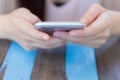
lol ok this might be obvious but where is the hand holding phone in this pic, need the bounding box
[35,22,86,35]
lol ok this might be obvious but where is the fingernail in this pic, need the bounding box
[80,18,87,23]
[53,32,64,38]
[80,19,88,26]
[70,31,77,36]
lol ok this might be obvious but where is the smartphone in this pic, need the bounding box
[35,22,86,35]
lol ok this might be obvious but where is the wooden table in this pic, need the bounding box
[0,39,120,80]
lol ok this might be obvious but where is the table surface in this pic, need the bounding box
[0,39,120,80]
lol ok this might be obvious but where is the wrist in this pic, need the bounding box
[0,14,10,39]
[109,11,120,36]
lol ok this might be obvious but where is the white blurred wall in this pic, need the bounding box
[0,0,120,13]
[101,0,120,11]
[0,0,18,14]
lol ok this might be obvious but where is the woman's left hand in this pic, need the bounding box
[53,4,113,48]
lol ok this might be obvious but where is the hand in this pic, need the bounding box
[54,4,114,48]
[0,8,65,50]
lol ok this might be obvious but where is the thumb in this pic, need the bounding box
[80,4,106,26]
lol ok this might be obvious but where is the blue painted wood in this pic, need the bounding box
[0,42,98,80]
[0,42,37,80]
[66,43,98,80]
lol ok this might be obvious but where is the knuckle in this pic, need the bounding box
[18,8,40,22]
[32,15,40,21]
[18,7,30,13]
[83,15,93,22]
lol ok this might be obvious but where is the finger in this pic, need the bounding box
[78,38,107,48]
[42,37,66,46]
[53,31,69,40]
[10,34,35,51]
[8,30,39,50]
[10,30,59,50]
[32,42,65,49]
[17,20,50,40]
[19,30,47,43]
[70,12,111,37]
[53,31,86,45]
[80,4,106,26]
[30,38,65,49]
[66,28,110,48]
[13,8,40,24]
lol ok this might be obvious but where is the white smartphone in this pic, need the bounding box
[35,22,86,34]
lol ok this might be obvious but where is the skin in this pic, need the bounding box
[54,4,120,48]
[0,8,65,51]
[1,4,120,50]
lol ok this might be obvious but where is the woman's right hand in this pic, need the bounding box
[0,8,65,50]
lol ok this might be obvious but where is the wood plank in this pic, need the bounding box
[31,46,67,80]
[96,39,120,80]
[0,39,120,80]
[0,40,11,80]
[0,40,11,67]
[0,67,6,80]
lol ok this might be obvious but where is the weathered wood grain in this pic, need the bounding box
[0,40,11,80]
[31,46,67,80]
[96,39,120,80]
[0,67,6,80]
[0,39,120,80]
[0,40,11,67]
